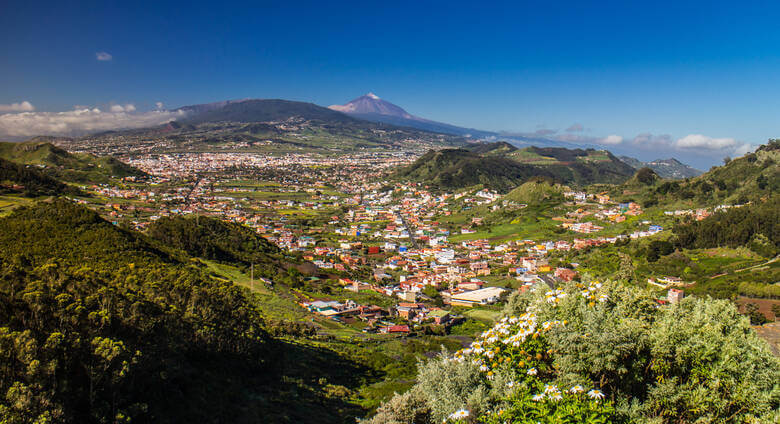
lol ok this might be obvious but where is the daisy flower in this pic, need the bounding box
[449,409,470,420]
[588,389,605,400]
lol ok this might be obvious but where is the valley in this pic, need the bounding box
[0,100,777,424]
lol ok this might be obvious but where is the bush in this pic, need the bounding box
[368,280,780,423]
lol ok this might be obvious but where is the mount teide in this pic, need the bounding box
[329,93,495,138]
[328,93,596,150]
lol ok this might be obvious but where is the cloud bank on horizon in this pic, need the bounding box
[525,124,757,165]
[0,102,185,137]
[0,101,35,113]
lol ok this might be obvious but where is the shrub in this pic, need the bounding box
[368,280,780,423]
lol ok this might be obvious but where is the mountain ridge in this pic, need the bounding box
[619,155,703,179]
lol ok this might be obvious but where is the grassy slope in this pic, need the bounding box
[0,140,146,182]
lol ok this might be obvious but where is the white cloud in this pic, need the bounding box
[155,102,164,110]
[109,104,136,113]
[0,101,35,113]
[674,134,739,150]
[0,107,187,137]
[629,132,756,159]
[96,51,113,61]
[599,134,623,145]
[732,143,755,156]
[565,123,584,132]
[674,134,756,156]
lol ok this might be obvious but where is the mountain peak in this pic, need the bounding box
[328,93,496,138]
[328,93,412,118]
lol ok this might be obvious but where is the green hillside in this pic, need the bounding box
[503,180,565,206]
[507,146,637,184]
[0,158,81,197]
[0,199,477,423]
[394,148,556,193]
[610,139,779,208]
[146,215,301,281]
[0,200,398,423]
[395,144,636,192]
[0,200,280,422]
[469,141,518,155]
[0,140,146,183]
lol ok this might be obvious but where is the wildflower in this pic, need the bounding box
[544,384,558,394]
[569,385,584,393]
[549,392,563,401]
[527,367,537,375]
[449,409,470,420]
[588,389,605,400]
[479,364,489,372]
[506,380,515,388]
[532,393,545,402]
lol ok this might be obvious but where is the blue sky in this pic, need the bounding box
[1,0,778,167]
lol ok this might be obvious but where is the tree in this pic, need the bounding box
[744,302,768,325]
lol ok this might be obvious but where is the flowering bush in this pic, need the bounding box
[367,279,780,424]
[480,387,616,424]
[441,281,621,423]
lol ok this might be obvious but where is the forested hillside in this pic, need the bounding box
[147,215,281,266]
[394,148,557,193]
[612,139,779,208]
[0,158,81,196]
[0,200,277,423]
[0,141,146,183]
[396,145,637,192]
[674,197,778,253]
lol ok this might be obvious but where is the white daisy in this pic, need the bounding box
[587,389,605,400]
[449,409,470,420]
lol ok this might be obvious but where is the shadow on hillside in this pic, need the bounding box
[257,339,376,423]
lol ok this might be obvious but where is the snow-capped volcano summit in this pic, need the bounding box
[329,93,413,118]
[328,93,494,138]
